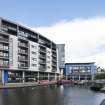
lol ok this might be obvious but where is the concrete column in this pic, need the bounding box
[66,75,68,80]
[79,75,81,81]
[85,75,87,81]
[55,73,57,81]
[91,75,94,81]
[59,74,61,80]
[72,75,74,81]
[37,72,39,82]
[22,71,25,83]
[2,70,8,85]
[48,73,50,81]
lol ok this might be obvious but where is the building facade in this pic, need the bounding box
[57,44,65,77]
[0,18,60,84]
[64,63,97,81]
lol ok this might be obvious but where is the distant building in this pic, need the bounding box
[64,62,97,81]
[57,44,65,76]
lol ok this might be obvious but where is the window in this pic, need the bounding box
[80,66,85,70]
[69,67,72,70]
[4,53,8,57]
[73,66,79,70]
[87,66,91,70]
[0,52,3,56]
[47,61,50,64]
[47,66,50,69]
[47,51,50,54]
[31,51,37,55]
[31,45,37,49]
[87,70,91,72]
[32,57,37,61]
[0,44,3,49]
[73,70,79,73]
[4,60,9,67]
[47,56,50,59]
[80,70,86,72]
[0,60,3,66]
[4,45,8,50]
[31,45,34,48]
[31,64,37,67]
[39,39,45,44]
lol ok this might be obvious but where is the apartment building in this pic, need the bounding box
[0,18,60,84]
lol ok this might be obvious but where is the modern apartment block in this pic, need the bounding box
[57,44,65,76]
[0,18,60,84]
[64,62,97,81]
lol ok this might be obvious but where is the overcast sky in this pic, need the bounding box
[32,17,105,68]
[0,0,105,68]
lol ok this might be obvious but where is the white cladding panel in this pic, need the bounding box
[56,49,60,73]
[46,48,52,72]
[29,41,39,71]
[9,35,18,69]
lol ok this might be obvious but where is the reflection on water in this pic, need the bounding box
[0,85,104,105]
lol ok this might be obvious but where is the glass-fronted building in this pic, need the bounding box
[64,62,97,81]
[0,17,60,84]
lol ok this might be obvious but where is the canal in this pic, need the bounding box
[0,85,105,105]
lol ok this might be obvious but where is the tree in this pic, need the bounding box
[94,73,105,80]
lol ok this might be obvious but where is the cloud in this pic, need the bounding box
[32,17,105,68]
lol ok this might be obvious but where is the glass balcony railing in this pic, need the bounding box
[18,43,28,48]
[39,67,46,71]
[18,63,28,69]
[0,38,9,43]
[18,57,28,62]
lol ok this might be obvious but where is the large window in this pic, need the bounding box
[73,66,79,70]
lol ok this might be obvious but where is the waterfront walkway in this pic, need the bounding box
[0,80,57,89]
[0,82,38,89]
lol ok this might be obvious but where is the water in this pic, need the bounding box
[0,85,105,105]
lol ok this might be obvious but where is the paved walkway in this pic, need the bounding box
[0,81,57,89]
[0,82,38,89]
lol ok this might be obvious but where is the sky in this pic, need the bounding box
[0,0,105,68]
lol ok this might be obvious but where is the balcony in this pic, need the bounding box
[18,50,28,55]
[52,64,57,68]
[18,66,28,69]
[0,56,9,60]
[0,60,9,68]
[1,26,17,35]
[52,54,57,58]
[39,66,46,71]
[0,47,9,52]
[52,57,57,62]
[39,48,46,53]
[52,68,57,72]
[8,26,17,31]
[18,43,28,48]
[0,38,9,44]
[18,31,28,38]
[18,57,28,62]
[0,65,9,68]
[18,63,28,69]
[39,45,46,52]
[39,60,46,65]
[39,55,46,60]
